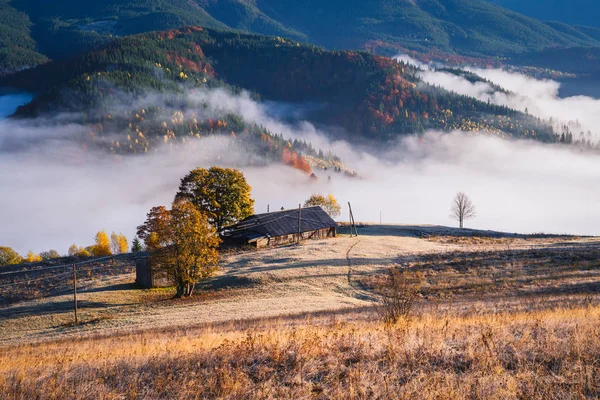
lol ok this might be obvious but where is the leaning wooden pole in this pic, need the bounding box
[348,202,358,237]
[348,202,354,237]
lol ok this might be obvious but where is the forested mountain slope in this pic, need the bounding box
[2,0,600,73]
[253,0,600,56]
[488,0,600,28]
[0,0,48,72]
[2,27,555,144]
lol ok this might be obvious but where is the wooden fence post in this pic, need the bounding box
[297,204,302,244]
[73,263,78,324]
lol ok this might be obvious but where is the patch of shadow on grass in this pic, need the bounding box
[63,315,114,328]
[0,300,141,319]
[81,282,138,293]
[524,281,600,296]
[199,275,259,291]
[264,257,297,264]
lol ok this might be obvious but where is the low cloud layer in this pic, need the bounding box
[404,55,600,139]
[2,77,600,254]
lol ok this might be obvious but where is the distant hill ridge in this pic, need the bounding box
[2,27,557,144]
[489,0,600,28]
[2,0,600,73]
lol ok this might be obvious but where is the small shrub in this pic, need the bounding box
[376,268,422,325]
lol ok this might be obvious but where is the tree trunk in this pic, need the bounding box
[175,281,185,298]
[179,282,193,297]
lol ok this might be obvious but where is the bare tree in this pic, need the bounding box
[451,192,476,229]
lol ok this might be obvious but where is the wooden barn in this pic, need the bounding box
[221,206,337,248]
[135,255,173,289]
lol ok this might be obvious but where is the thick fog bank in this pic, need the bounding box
[404,56,600,139]
[2,77,600,254]
[331,131,600,237]
[3,128,600,254]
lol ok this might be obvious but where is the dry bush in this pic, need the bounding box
[375,268,422,325]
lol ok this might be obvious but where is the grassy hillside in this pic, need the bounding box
[2,0,600,72]
[4,307,599,398]
[1,228,600,397]
[2,27,557,144]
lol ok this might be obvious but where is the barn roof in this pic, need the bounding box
[222,206,337,241]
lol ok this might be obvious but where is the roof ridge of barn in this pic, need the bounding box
[222,206,337,239]
[251,205,323,218]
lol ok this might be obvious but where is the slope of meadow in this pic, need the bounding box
[2,305,599,398]
[1,225,600,398]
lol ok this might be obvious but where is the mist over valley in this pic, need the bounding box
[4,2,600,398]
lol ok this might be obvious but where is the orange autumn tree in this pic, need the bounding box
[149,200,221,297]
[136,206,173,251]
[282,147,311,173]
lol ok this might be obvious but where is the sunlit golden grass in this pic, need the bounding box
[2,303,600,399]
[3,232,600,398]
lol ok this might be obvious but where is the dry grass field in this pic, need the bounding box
[1,225,600,399]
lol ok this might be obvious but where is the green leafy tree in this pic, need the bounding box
[304,193,342,218]
[0,247,23,266]
[175,167,254,230]
[131,237,143,252]
[150,201,221,297]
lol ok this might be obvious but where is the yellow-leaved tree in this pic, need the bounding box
[68,244,90,257]
[110,232,129,254]
[92,231,112,256]
[26,251,42,263]
[0,247,23,266]
[150,200,221,297]
[136,206,172,251]
[304,194,342,218]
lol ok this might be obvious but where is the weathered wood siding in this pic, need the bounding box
[135,258,173,288]
[254,226,336,248]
